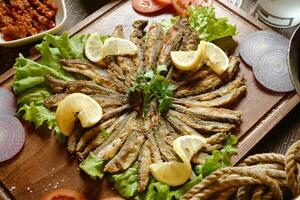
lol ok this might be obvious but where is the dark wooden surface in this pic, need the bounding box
[0,0,299,199]
[1,0,298,156]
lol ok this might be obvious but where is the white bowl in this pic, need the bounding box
[0,0,67,47]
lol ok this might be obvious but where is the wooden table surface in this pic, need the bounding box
[0,0,299,198]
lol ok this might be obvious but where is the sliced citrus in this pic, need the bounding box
[171,41,205,71]
[85,33,105,63]
[103,37,138,56]
[150,135,206,186]
[56,93,102,136]
[173,135,206,162]
[149,161,190,186]
[202,41,229,75]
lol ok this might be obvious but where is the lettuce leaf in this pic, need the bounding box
[195,134,238,177]
[79,153,106,180]
[13,33,89,141]
[188,6,237,42]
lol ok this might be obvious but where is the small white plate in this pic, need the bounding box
[0,0,67,47]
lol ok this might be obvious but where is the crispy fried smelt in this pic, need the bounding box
[189,76,245,101]
[60,59,127,93]
[202,144,223,153]
[93,112,137,156]
[155,123,178,161]
[175,56,240,97]
[138,140,152,193]
[173,86,247,108]
[144,22,164,70]
[157,18,188,67]
[46,75,121,96]
[162,118,180,147]
[44,93,127,110]
[167,110,235,133]
[104,129,145,173]
[206,132,228,145]
[67,125,84,154]
[171,104,242,124]
[75,117,116,154]
[166,114,202,136]
[131,20,148,73]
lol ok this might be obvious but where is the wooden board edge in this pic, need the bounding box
[0,0,123,86]
[232,94,300,164]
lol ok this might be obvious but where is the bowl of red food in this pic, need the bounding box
[0,0,67,47]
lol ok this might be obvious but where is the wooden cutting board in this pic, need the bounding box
[0,0,299,199]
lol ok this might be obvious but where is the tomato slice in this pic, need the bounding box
[172,0,212,14]
[155,0,172,5]
[131,0,168,13]
[41,189,87,200]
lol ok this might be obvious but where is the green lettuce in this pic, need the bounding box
[195,134,238,177]
[79,153,106,180]
[188,6,237,42]
[13,33,89,140]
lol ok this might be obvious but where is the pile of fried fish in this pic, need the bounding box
[43,18,247,192]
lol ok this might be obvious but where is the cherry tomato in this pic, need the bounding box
[155,0,172,5]
[172,0,212,14]
[41,189,87,200]
[131,0,168,13]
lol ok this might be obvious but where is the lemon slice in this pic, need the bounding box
[202,41,229,75]
[173,135,207,162]
[171,42,205,71]
[56,93,103,136]
[85,34,105,63]
[103,37,138,56]
[149,161,190,186]
[150,135,206,186]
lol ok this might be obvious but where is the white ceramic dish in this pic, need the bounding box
[0,0,67,47]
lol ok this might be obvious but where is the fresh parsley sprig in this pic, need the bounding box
[128,65,175,117]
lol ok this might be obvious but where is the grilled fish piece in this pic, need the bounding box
[144,22,164,70]
[189,76,245,101]
[112,25,136,87]
[206,132,228,145]
[155,123,178,161]
[93,112,137,156]
[46,75,121,96]
[44,93,127,110]
[67,125,84,154]
[60,59,127,93]
[166,114,202,136]
[138,140,152,193]
[44,93,67,109]
[161,118,180,147]
[175,56,240,97]
[104,128,145,173]
[167,110,235,133]
[171,104,242,124]
[75,117,117,154]
[130,20,148,73]
[157,18,188,66]
[202,144,223,153]
[173,86,247,108]
[167,26,200,80]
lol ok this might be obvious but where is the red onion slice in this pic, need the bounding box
[0,114,25,162]
[0,88,17,114]
[239,31,289,67]
[253,47,294,92]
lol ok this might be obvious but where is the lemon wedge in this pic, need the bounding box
[171,42,205,71]
[202,41,229,75]
[85,34,105,63]
[56,93,103,136]
[150,135,206,186]
[103,37,138,56]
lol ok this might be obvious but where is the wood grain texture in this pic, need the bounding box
[0,0,299,200]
